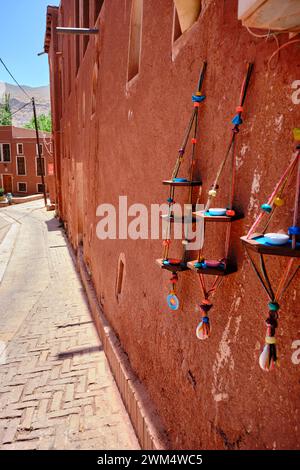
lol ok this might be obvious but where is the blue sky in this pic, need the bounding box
[0,0,60,87]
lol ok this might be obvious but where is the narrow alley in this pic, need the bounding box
[0,201,139,450]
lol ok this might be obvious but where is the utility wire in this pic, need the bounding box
[10,101,32,116]
[0,57,31,100]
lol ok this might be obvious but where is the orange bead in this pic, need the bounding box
[191,138,197,144]
[226,209,235,217]
[194,102,200,108]
[236,106,243,113]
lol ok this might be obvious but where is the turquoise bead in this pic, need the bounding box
[268,302,279,311]
[261,203,272,213]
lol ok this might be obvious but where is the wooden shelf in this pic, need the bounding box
[160,214,197,224]
[163,180,202,187]
[193,210,243,222]
[241,234,300,258]
[156,258,189,272]
[187,260,237,276]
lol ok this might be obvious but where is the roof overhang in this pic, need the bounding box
[44,6,59,53]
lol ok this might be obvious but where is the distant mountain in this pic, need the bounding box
[0,82,50,128]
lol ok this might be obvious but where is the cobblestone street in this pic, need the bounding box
[0,201,139,450]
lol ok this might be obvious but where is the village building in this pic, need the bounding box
[44,0,300,450]
[0,125,54,198]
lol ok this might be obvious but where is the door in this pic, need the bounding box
[2,175,12,193]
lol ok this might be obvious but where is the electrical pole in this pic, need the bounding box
[32,97,47,207]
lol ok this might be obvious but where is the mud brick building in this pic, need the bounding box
[45,0,300,449]
[0,125,54,197]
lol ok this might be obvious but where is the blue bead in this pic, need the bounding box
[192,94,206,102]
[288,226,300,235]
[167,294,179,311]
[202,316,209,323]
[194,261,206,269]
[261,203,272,213]
[232,114,243,125]
[167,197,173,203]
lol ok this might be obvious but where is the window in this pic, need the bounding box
[173,0,201,39]
[17,143,24,155]
[127,0,143,82]
[116,254,126,301]
[0,143,11,162]
[173,7,182,42]
[36,143,43,155]
[17,182,27,193]
[83,1,90,55]
[36,157,46,176]
[17,156,26,176]
[94,0,104,23]
[37,183,44,193]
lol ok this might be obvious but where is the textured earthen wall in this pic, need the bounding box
[48,0,300,449]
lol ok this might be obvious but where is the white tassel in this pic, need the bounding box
[259,336,277,371]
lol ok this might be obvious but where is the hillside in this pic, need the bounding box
[0,81,50,127]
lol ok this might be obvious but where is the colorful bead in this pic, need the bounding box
[232,114,243,125]
[191,138,197,144]
[167,197,174,203]
[226,209,235,217]
[163,240,171,246]
[194,261,207,269]
[192,94,206,102]
[274,196,284,207]
[208,189,217,197]
[288,226,300,235]
[265,336,276,345]
[293,127,300,141]
[268,302,279,311]
[236,106,243,113]
[194,102,200,108]
[167,293,179,311]
[261,203,272,213]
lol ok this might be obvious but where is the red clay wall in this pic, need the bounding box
[0,126,54,197]
[48,0,300,449]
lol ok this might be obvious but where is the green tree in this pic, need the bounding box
[0,93,12,126]
[24,112,52,132]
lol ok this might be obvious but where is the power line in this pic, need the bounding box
[0,57,31,100]
[10,101,32,117]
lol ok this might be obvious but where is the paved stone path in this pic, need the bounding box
[0,202,139,449]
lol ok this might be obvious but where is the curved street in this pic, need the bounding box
[0,201,139,450]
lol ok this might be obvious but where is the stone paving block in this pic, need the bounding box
[2,418,20,444]
[21,407,36,430]
[51,391,63,412]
